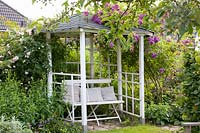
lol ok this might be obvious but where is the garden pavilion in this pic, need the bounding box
[46,13,153,132]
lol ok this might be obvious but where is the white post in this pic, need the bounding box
[47,32,53,97]
[90,36,94,80]
[80,29,87,132]
[139,35,145,124]
[117,41,123,111]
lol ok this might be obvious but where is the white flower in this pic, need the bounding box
[25,52,31,58]
[7,65,11,68]
[20,38,23,43]
[25,71,29,75]
[11,56,19,63]
[8,51,11,55]
[6,44,10,48]
[26,29,32,35]
[18,31,24,35]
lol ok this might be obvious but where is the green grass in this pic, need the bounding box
[89,125,170,133]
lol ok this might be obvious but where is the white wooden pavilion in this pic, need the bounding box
[46,14,153,132]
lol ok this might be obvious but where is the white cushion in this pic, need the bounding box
[87,88,104,102]
[101,86,117,101]
[63,85,80,103]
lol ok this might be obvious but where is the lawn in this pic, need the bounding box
[89,125,170,133]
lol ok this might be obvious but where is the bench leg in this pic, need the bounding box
[66,106,77,122]
[67,107,72,120]
[112,104,121,123]
[90,105,100,126]
[88,105,99,117]
[184,126,191,133]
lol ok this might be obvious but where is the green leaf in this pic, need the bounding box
[157,9,165,18]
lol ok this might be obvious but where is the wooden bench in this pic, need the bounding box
[182,122,200,133]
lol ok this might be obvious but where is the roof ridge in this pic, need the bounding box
[0,0,27,19]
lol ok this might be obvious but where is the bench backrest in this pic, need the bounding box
[64,79,111,85]
[63,79,117,103]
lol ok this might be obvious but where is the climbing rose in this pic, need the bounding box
[83,11,89,16]
[154,36,160,43]
[148,36,160,45]
[138,19,143,25]
[109,41,114,48]
[182,39,191,45]
[105,2,111,8]
[134,34,139,42]
[92,14,102,24]
[148,37,155,45]
[159,68,165,73]
[138,14,146,25]
[151,53,157,58]
[112,4,120,11]
[139,14,146,19]
[98,10,103,15]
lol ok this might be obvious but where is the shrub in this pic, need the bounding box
[146,102,183,126]
[0,31,49,85]
[181,51,200,122]
[180,51,200,132]
[0,73,81,132]
[0,116,32,133]
[39,118,81,133]
[146,103,171,125]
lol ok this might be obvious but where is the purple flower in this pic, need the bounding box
[109,41,114,48]
[148,37,155,45]
[139,14,146,19]
[92,14,102,24]
[138,14,146,25]
[83,11,89,16]
[112,4,120,11]
[134,34,139,42]
[151,53,157,58]
[159,68,165,73]
[98,10,103,15]
[138,19,143,25]
[154,36,160,43]
[182,39,191,45]
[148,36,160,45]
[105,2,111,8]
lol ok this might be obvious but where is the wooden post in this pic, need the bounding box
[117,40,123,111]
[80,29,87,133]
[47,31,52,97]
[139,35,145,124]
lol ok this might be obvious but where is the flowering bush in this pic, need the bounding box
[0,31,49,85]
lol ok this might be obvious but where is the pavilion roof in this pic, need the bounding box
[52,14,153,36]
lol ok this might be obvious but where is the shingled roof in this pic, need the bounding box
[53,13,153,36]
[0,0,27,31]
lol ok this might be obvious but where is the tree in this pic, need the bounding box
[32,0,200,39]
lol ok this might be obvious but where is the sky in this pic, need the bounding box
[2,0,72,19]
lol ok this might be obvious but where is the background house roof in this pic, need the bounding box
[0,0,27,31]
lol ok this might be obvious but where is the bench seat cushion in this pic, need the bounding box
[87,88,104,102]
[101,86,117,101]
[63,85,80,103]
